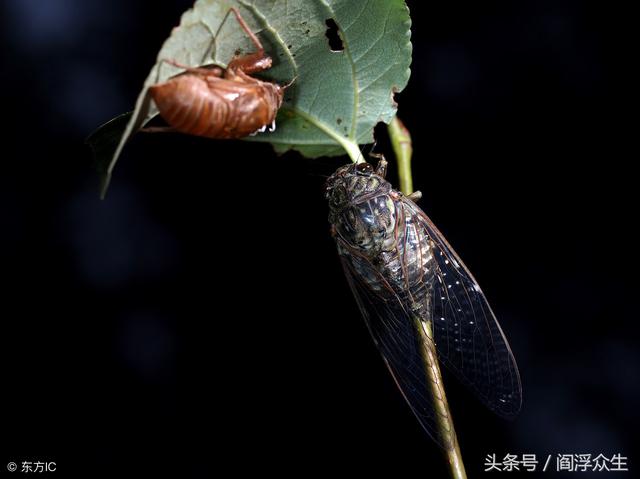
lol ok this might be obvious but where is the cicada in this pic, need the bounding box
[325,158,522,446]
[147,8,289,139]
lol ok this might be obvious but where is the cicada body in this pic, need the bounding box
[325,160,522,446]
[148,8,286,139]
[150,69,284,139]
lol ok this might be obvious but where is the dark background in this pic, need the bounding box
[0,0,635,477]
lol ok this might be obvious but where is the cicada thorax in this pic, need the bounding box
[147,7,286,139]
[326,162,435,305]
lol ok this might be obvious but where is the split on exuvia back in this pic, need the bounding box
[325,157,522,447]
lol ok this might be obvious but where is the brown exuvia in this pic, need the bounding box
[148,8,289,139]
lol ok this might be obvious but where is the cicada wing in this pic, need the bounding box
[339,252,452,448]
[405,198,522,418]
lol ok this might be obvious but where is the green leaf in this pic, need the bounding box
[88,0,412,197]
[86,112,133,194]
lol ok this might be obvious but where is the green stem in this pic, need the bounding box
[416,319,467,479]
[387,116,468,479]
[283,107,363,163]
[388,116,413,195]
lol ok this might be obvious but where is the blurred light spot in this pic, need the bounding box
[63,186,178,288]
[117,312,175,382]
[52,63,126,133]
[425,44,477,100]
[4,0,109,49]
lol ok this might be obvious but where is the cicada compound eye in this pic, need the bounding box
[356,163,374,175]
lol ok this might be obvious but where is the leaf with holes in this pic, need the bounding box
[87,0,412,196]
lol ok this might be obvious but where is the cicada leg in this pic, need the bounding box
[223,7,273,75]
[370,154,388,178]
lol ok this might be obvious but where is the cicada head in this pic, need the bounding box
[325,163,389,211]
[325,162,396,253]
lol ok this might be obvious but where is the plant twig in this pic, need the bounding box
[387,116,468,479]
[388,116,414,194]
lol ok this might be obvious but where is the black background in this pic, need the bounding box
[0,0,635,477]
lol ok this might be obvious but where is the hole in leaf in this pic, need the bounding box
[391,87,400,107]
[325,19,344,51]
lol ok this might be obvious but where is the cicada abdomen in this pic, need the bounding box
[325,159,522,447]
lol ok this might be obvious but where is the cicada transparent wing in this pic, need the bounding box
[340,252,453,447]
[408,199,522,419]
[336,196,521,445]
